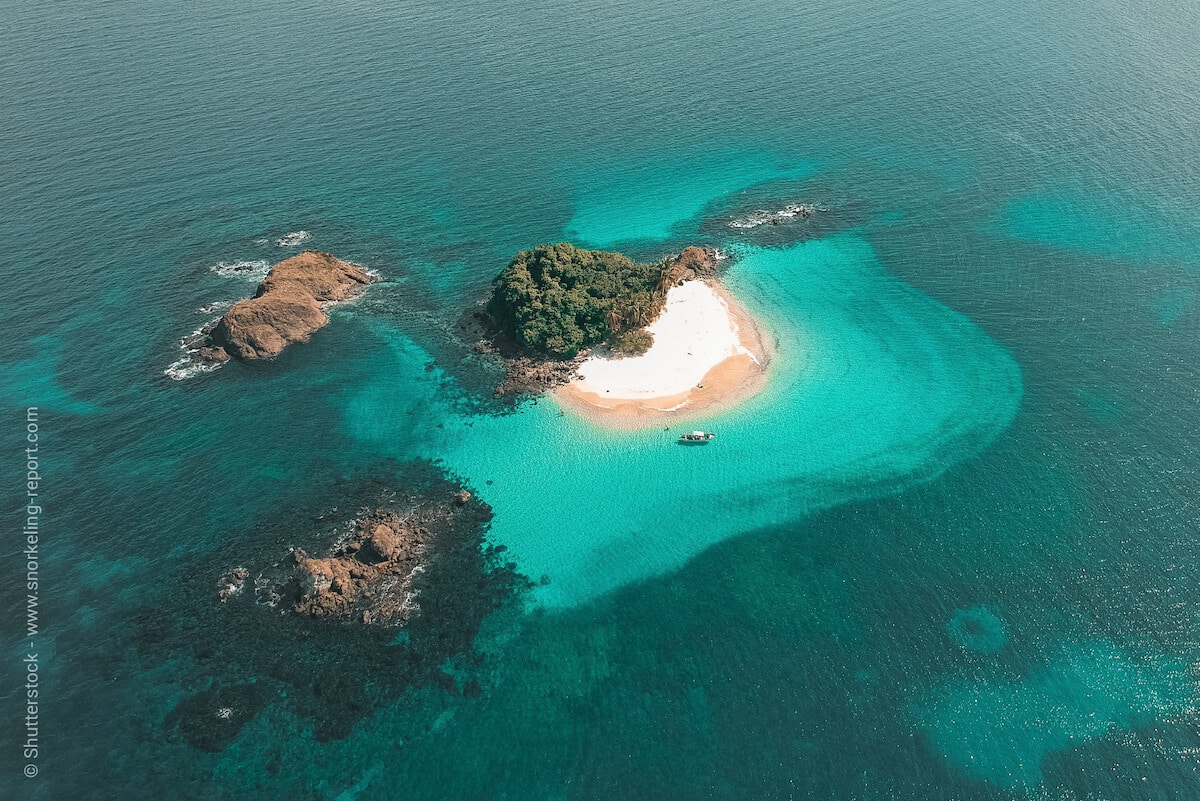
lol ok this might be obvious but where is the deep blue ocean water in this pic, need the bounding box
[3,0,1200,798]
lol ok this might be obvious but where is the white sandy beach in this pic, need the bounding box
[556,280,770,426]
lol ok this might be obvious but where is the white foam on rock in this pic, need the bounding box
[729,203,824,229]
[210,259,270,280]
[164,356,221,381]
[276,230,311,247]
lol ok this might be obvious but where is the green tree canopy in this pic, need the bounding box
[488,243,671,357]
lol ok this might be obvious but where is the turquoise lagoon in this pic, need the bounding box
[348,235,1021,606]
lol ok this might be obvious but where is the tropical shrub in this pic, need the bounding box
[488,243,670,356]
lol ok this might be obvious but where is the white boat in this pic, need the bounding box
[679,430,715,443]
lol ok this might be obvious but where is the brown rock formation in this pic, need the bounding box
[659,246,721,286]
[196,346,231,363]
[207,251,371,360]
[292,509,433,623]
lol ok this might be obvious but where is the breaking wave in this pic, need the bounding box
[209,259,270,280]
[164,320,223,381]
[164,356,222,381]
[729,203,826,229]
[276,230,311,247]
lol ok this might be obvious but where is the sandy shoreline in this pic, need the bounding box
[555,280,772,429]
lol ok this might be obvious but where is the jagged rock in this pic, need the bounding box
[494,355,583,397]
[660,246,721,285]
[217,566,250,602]
[205,251,371,361]
[294,554,359,616]
[359,523,404,564]
[291,510,433,624]
[196,346,230,363]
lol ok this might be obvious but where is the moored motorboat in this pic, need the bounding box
[679,430,716,443]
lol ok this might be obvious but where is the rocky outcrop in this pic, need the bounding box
[292,509,432,623]
[228,472,523,635]
[217,567,249,602]
[206,251,371,360]
[659,246,721,285]
[459,310,584,398]
[728,203,827,229]
[492,351,585,397]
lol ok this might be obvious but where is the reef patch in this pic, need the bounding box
[147,461,529,749]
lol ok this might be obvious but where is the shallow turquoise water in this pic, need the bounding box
[564,152,820,246]
[347,235,1020,605]
[4,0,1200,798]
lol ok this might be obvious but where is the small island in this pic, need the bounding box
[199,251,372,362]
[484,243,770,426]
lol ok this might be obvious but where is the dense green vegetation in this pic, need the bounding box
[488,243,672,356]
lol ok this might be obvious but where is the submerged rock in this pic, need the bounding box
[728,202,826,229]
[165,682,273,753]
[157,462,531,750]
[204,251,371,360]
[946,605,1009,654]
